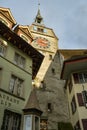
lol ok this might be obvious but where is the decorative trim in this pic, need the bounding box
[0,88,25,101]
[0,55,32,76]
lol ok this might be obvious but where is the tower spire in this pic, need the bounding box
[38,0,40,10]
[34,0,44,25]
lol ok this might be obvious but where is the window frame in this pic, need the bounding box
[14,52,26,69]
[73,72,87,84]
[9,74,24,97]
[1,109,21,130]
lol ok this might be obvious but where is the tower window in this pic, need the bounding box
[33,26,37,31]
[40,81,46,90]
[47,103,52,112]
[49,54,52,60]
[52,68,55,74]
[37,28,44,33]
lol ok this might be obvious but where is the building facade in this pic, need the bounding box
[61,55,87,130]
[13,7,87,130]
[14,8,69,130]
[0,7,43,130]
[1,6,87,130]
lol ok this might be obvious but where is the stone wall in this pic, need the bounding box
[36,52,70,130]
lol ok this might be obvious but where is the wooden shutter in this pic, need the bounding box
[68,79,73,93]
[77,93,84,106]
[71,96,76,114]
[73,73,79,84]
[82,119,87,130]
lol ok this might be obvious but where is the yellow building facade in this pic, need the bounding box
[61,55,87,130]
[0,7,43,130]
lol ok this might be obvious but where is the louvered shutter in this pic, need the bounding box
[77,93,84,106]
[82,119,87,130]
[73,73,79,84]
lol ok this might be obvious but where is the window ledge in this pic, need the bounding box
[0,88,25,101]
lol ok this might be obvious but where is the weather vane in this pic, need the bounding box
[38,0,40,9]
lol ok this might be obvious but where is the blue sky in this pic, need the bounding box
[0,0,87,49]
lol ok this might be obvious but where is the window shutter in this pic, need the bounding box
[82,119,87,130]
[73,73,79,84]
[77,93,84,106]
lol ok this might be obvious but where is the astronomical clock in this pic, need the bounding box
[32,37,50,50]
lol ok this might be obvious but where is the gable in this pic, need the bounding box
[14,25,33,39]
[0,7,16,26]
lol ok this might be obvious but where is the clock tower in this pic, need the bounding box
[13,4,70,130]
[29,7,58,87]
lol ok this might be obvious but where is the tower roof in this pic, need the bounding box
[34,2,44,25]
[23,88,42,115]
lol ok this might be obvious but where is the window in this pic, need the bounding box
[37,28,44,33]
[1,109,21,130]
[52,68,55,74]
[47,103,52,112]
[0,39,7,56]
[35,116,39,130]
[24,115,32,130]
[73,72,87,84]
[14,53,25,68]
[40,81,46,90]
[71,96,76,114]
[82,119,87,130]
[49,54,52,60]
[9,75,24,97]
[33,26,37,31]
[82,90,87,108]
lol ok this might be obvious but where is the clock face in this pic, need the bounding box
[33,37,50,49]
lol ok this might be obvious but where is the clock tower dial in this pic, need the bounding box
[33,37,50,49]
